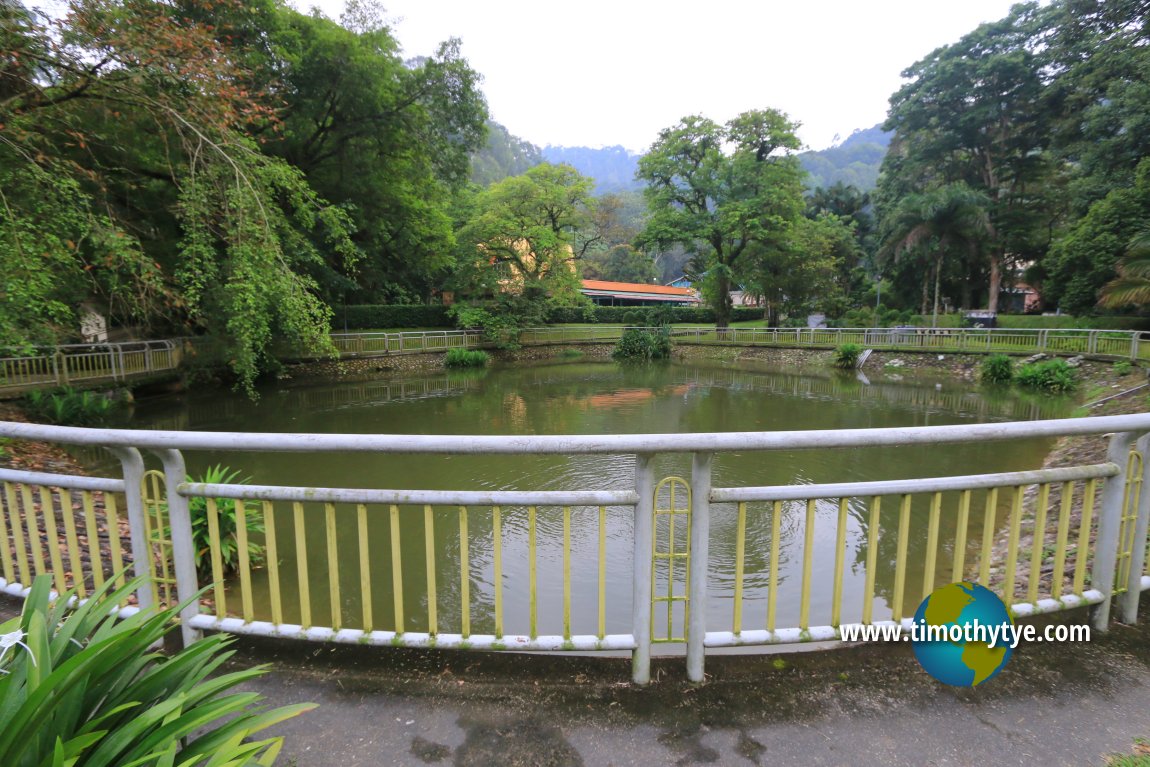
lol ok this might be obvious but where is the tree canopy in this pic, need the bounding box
[636,109,808,327]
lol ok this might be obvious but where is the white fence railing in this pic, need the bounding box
[1,415,1149,684]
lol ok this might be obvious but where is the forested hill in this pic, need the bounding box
[470,120,543,186]
[540,145,644,194]
[799,125,892,191]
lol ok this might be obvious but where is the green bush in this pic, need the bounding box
[980,354,1014,384]
[613,327,672,361]
[1114,360,1135,376]
[444,348,490,368]
[1016,359,1078,393]
[448,305,521,349]
[183,465,263,577]
[543,305,763,324]
[622,309,643,325]
[0,575,313,766]
[22,387,117,426]
[334,304,452,329]
[832,343,863,369]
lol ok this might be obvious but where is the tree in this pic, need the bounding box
[1047,158,1150,314]
[880,3,1053,313]
[255,7,488,303]
[637,109,806,328]
[1099,227,1150,308]
[455,163,597,307]
[0,0,356,391]
[582,245,658,284]
[880,184,992,325]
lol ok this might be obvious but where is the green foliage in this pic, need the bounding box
[184,465,263,577]
[1048,160,1150,314]
[637,109,807,328]
[448,303,522,350]
[644,305,677,327]
[1114,360,1135,376]
[1015,359,1078,393]
[335,305,453,330]
[832,343,863,369]
[981,354,1015,384]
[0,575,314,766]
[444,348,490,368]
[454,163,597,309]
[838,306,916,327]
[613,327,672,361]
[622,310,643,325]
[22,387,117,426]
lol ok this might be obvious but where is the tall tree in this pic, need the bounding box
[255,7,489,304]
[637,109,805,328]
[0,0,355,390]
[455,163,597,306]
[881,2,1052,312]
[880,184,992,325]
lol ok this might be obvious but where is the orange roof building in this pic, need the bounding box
[580,279,700,306]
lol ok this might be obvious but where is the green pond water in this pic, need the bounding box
[104,360,1072,641]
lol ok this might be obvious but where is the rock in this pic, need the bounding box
[1023,353,1047,364]
[887,359,905,368]
[1066,355,1085,368]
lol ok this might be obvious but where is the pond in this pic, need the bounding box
[104,359,1073,643]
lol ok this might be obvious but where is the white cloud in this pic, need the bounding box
[296,0,1029,152]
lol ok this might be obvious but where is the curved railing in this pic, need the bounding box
[2,415,1149,684]
[0,340,181,393]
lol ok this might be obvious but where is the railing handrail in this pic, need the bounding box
[5,412,1150,454]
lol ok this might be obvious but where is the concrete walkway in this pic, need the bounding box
[221,600,1150,767]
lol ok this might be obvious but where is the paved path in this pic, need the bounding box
[4,595,1148,765]
[223,600,1150,767]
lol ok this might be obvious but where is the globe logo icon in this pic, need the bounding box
[912,581,1014,687]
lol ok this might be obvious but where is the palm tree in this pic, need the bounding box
[880,183,992,327]
[1099,228,1150,308]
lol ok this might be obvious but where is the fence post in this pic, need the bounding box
[1092,431,1140,630]
[108,446,153,611]
[151,448,200,647]
[1120,434,1150,623]
[687,452,712,683]
[632,453,655,685]
[55,351,68,385]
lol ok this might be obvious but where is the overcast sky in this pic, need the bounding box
[296,0,1028,153]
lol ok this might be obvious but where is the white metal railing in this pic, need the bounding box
[1,415,1149,684]
[515,325,1150,361]
[0,340,180,392]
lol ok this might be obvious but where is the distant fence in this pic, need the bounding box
[4,326,1147,396]
[0,341,180,394]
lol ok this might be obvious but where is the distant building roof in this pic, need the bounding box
[580,279,700,303]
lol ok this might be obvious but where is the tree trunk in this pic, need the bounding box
[920,270,930,316]
[715,272,733,330]
[988,252,1002,314]
[932,254,943,328]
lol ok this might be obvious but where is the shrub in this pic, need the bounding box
[980,354,1014,384]
[444,348,490,368]
[1114,360,1135,376]
[613,327,672,361]
[22,387,117,426]
[622,309,643,325]
[0,575,313,766]
[183,464,263,577]
[832,343,863,369]
[1016,359,1078,393]
[644,305,677,327]
[448,304,521,349]
[334,304,452,329]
